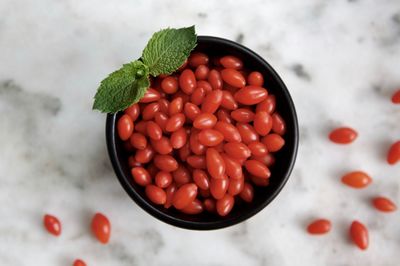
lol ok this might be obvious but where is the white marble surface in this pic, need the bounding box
[0,0,399,265]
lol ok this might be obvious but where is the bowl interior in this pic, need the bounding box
[106,36,299,230]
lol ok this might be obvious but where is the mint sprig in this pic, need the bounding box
[93,61,149,113]
[142,26,197,77]
[93,26,197,113]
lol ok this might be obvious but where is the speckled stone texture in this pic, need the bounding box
[0,0,399,265]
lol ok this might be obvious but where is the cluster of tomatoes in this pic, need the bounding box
[118,52,286,216]
[43,212,111,265]
[306,91,400,250]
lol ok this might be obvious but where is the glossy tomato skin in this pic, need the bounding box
[135,145,155,164]
[154,112,168,132]
[271,113,286,135]
[256,95,276,114]
[172,165,192,187]
[172,183,198,209]
[202,90,223,114]
[221,91,238,110]
[91,213,111,244]
[198,129,224,146]
[307,219,332,235]
[140,88,161,103]
[155,171,173,188]
[189,130,206,155]
[146,121,162,140]
[220,55,243,70]
[372,197,397,212]
[193,169,210,190]
[387,141,400,165]
[154,155,178,172]
[195,65,209,80]
[169,97,183,116]
[350,221,369,250]
[164,183,177,209]
[239,182,254,202]
[221,153,243,180]
[228,177,244,196]
[224,142,251,159]
[181,199,204,214]
[187,156,206,169]
[244,160,271,179]
[221,69,246,88]
[247,71,264,86]
[248,141,268,157]
[214,121,241,143]
[208,70,223,90]
[216,194,235,216]
[329,127,357,144]
[179,69,197,95]
[234,86,268,105]
[129,133,147,150]
[161,76,178,94]
[117,114,134,141]
[206,148,226,179]
[165,113,185,132]
[170,127,188,149]
[262,134,285,152]
[131,167,151,186]
[145,185,167,205]
[184,102,201,121]
[217,109,233,124]
[197,80,213,92]
[142,102,160,120]
[150,136,173,155]
[43,214,62,236]
[124,103,140,121]
[231,108,255,123]
[191,87,206,105]
[254,111,272,136]
[210,175,229,200]
[236,123,259,144]
[341,171,372,188]
[250,153,275,167]
[193,113,217,129]
[189,52,209,68]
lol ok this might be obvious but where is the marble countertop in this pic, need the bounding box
[1,0,399,265]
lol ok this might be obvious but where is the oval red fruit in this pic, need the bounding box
[341,171,372,188]
[91,213,111,244]
[372,196,397,212]
[349,220,368,250]
[43,214,61,236]
[307,219,331,235]
[387,141,400,165]
[329,127,358,144]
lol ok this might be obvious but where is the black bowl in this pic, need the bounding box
[106,36,299,230]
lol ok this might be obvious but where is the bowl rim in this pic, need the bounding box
[106,35,299,230]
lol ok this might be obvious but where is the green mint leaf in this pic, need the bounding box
[142,26,197,76]
[93,60,149,113]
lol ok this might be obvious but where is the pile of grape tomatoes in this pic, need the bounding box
[118,52,286,217]
[307,92,400,250]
